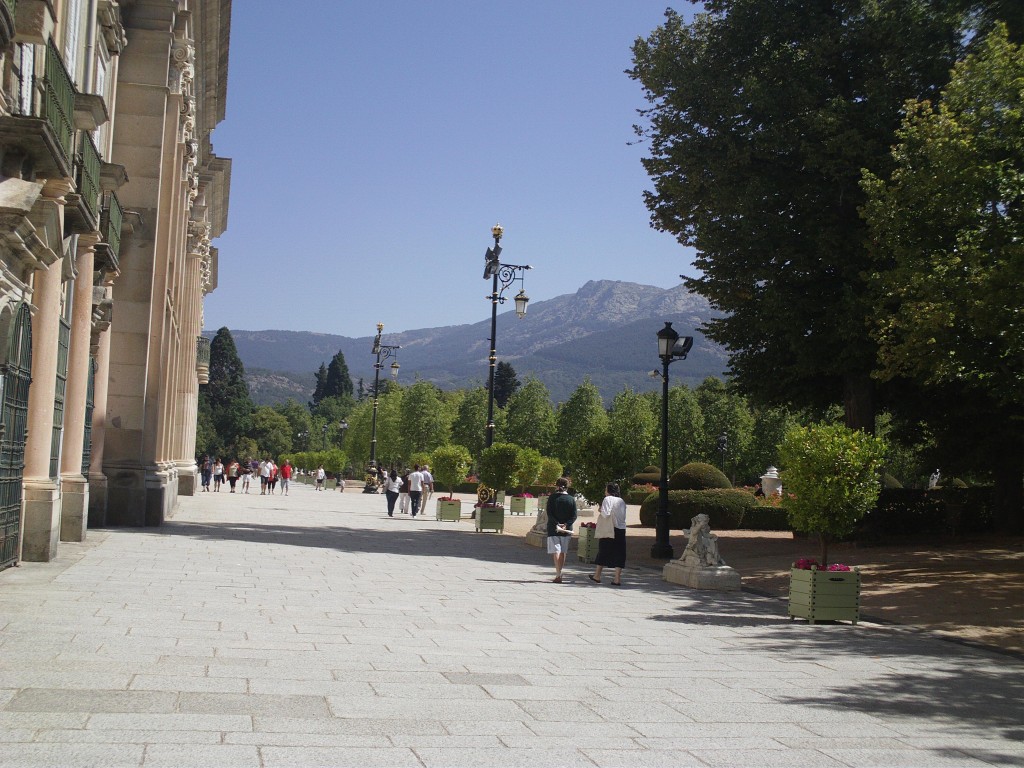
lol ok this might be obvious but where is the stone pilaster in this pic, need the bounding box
[20,180,71,561]
[59,233,101,542]
[87,275,114,527]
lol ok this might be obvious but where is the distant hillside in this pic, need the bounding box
[212,280,728,405]
[246,369,314,407]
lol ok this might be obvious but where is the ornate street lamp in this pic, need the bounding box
[322,423,328,451]
[368,322,400,472]
[339,419,348,446]
[482,224,531,447]
[652,321,694,560]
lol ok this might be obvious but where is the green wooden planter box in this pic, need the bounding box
[509,497,530,515]
[788,566,861,624]
[436,499,462,522]
[475,505,504,533]
[577,526,598,563]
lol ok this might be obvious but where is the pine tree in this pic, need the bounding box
[200,327,253,454]
[491,361,520,409]
[324,351,354,399]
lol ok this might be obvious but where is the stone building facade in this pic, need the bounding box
[0,0,230,570]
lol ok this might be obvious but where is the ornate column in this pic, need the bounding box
[176,218,207,494]
[59,232,101,541]
[21,179,72,561]
[87,273,115,527]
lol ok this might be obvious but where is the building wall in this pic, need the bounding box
[0,0,231,567]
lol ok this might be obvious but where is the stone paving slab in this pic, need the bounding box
[0,484,1021,767]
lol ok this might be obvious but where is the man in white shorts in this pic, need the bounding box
[545,477,577,583]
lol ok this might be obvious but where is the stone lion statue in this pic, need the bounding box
[679,513,727,568]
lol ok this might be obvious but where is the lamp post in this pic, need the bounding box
[297,431,308,451]
[368,322,400,470]
[321,424,328,451]
[652,321,694,560]
[717,432,728,475]
[482,223,531,448]
[339,419,348,446]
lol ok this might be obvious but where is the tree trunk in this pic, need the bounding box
[819,532,830,568]
[843,374,876,434]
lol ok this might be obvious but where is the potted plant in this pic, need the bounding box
[431,444,472,522]
[475,443,521,533]
[780,422,886,624]
[509,447,542,515]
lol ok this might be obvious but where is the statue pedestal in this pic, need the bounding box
[663,561,742,591]
[525,528,546,548]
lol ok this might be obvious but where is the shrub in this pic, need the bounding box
[882,473,903,489]
[625,483,658,505]
[631,467,661,486]
[780,423,886,565]
[668,462,731,491]
[430,444,472,499]
[857,487,995,538]
[536,456,563,489]
[639,489,756,530]
[741,505,793,531]
[477,443,522,498]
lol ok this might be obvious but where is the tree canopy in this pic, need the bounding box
[629,1,967,430]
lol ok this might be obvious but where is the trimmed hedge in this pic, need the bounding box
[639,488,756,530]
[668,462,731,491]
[630,469,661,486]
[624,485,657,505]
[741,505,792,531]
[856,487,995,538]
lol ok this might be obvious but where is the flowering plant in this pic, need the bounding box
[793,558,851,571]
[513,492,534,498]
[579,522,596,529]
[437,496,458,502]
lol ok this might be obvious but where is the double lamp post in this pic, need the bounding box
[368,322,400,471]
[482,224,530,448]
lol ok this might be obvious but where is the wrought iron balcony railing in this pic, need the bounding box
[77,131,101,221]
[44,39,75,163]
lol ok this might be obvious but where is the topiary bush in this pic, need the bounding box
[741,505,793,531]
[631,466,661,486]
[668,462,732,491]
[639,488,756,530]
[624,483,658,505]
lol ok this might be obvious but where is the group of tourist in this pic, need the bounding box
[381,464,434,517]
[197,456,295,496]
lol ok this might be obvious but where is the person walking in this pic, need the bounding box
[315,465,326,491]
[226,459,240,493]
[212,458,224,492]
[241,459,252,494]
[259,458,270,495]
[545,477,578,583]
[280,460,292,496]
[199,456,212,492]
[407,464,424,517]
[268,460,279,494]
[398,468,411,514]
[384,469,403,516]
[590,482,628,586]
[420,464,434,510]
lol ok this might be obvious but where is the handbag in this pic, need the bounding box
[595,512,615,539]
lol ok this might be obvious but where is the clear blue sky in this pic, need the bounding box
[205,2,697,338]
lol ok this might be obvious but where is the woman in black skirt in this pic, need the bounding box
[590,482,628,586]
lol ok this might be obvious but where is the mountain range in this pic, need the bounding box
[213,280,729,405]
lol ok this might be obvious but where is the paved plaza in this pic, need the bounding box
[0,482,1021,768]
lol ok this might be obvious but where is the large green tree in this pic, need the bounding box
[199,327,253,455]
[450,387,490,460]
[862,24,1024,528]
[399,380,451,458]
[503,378,556,454]
[629,2,967,430]
[607,389,658,475]
[553,379,608,470]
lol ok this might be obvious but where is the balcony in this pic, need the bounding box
[67,131,100,233]
[95,190,122,274]
[0,38,75,179]
[196,335,211,384]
